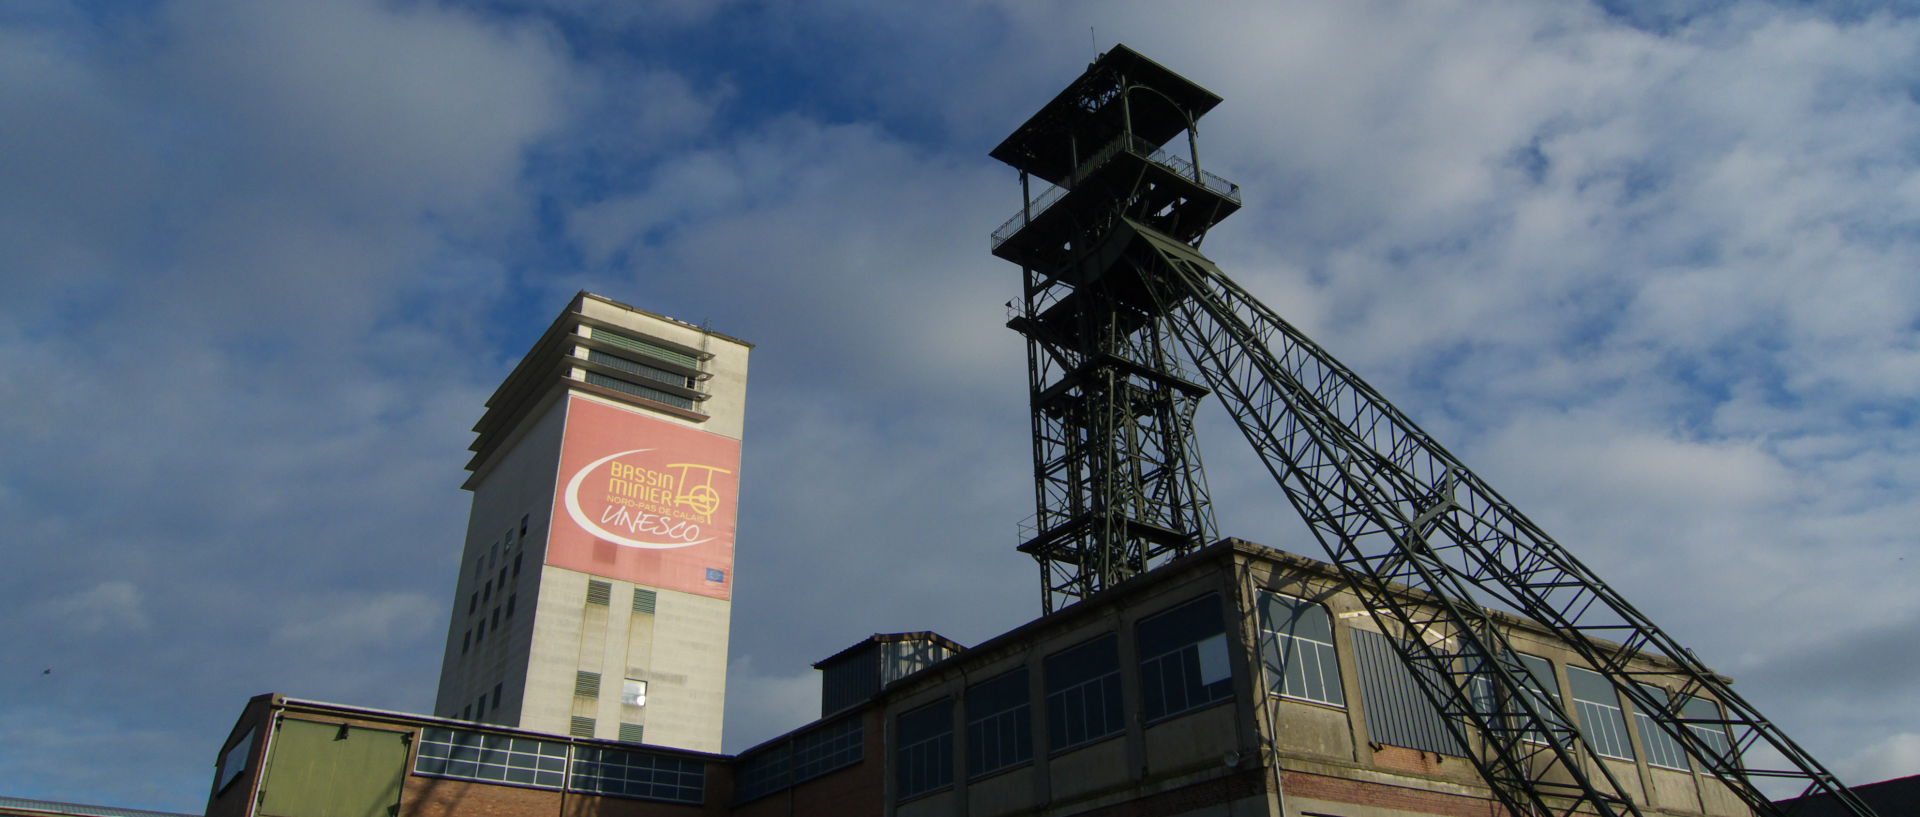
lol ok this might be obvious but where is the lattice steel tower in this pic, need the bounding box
[990,45,1876,817]
[990,47,1241,612]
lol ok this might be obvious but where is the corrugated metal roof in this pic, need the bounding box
[0,796,196,817]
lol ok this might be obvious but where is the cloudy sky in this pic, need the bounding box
[4,0,1917,810]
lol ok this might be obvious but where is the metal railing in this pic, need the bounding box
[990,135,1241,250]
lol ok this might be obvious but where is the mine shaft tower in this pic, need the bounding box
[990,45,1875,817]
[991,47,1236,613]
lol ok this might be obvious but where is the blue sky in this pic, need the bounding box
[3,0,1918,811]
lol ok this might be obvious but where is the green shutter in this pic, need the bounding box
[619,722,645,743]
[575,671,602,698]
[632,589,658,614]
[586,580,611,605]
[570,716,596,738]
[590,327,699,368]
[258,720,407,817]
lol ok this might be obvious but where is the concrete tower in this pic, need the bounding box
[434,292,750,753]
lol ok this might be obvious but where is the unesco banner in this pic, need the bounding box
[547,395,740,601]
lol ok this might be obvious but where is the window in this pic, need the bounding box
[734,744,791,804]
[1044,635,1124,752]
[476,694,488,718]
[1472,653,1561,744]
[498,566,507,589]
[1351,628,1460,755]
[491,607,501,628]
[1635,684,1689,770]
[576,671,602,698]
[895,699,953,800]
[792,715,862,781]
[622,678,647,706]
[492,683,503,712]
[461,705,471,720]
[462,630,470,654]
[215,727,255,793]
[584,371,697,410]
[469,593,477,615]
[484,580,492,602]
[572,745,704,803]
[513,553,522,577]
[590,326,700,368]
[1568,667,1634,760]
[588,349,694,389]
[619,722,644,743]
[587,580,611,605]
[521,514,530,537]
[1137,594,1234,722]
[1258,592,1344,706]
[966,667,1032,778]
[506,594,516,618]
[633,589,657,614]
[415,727,567,788]
[1681,694,1734,764]
[476,620,486,642]
[571,716,595,738]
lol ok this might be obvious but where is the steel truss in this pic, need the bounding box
[1011,254,1217,612]
[1100,218,1875,817]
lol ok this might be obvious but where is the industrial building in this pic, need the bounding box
[206,539,1757,817]
[432,292,751,752]
[196,42,1877,817]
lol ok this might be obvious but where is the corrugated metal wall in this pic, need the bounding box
[1351,629,1463,755]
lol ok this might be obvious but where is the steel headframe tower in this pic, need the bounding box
[990,45,1878,817]
[989,46,1239,612]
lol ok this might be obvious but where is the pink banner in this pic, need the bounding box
[548,395,739,600]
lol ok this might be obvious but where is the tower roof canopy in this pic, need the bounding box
[990,44,1222,187]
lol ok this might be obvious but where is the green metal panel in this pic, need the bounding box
[259,719,407,817]
[590,327,699,368]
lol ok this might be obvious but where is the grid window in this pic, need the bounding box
[733,744,791,804]
[895,699,953,800]
[1681,694,1734,764]
[792,715,863,781]
[1468,652,1562,744]
[1258,592,1344,706]
[571,745,705,804]
[1634,684,1690,770]
[1137,594,1234,722]
[966,667,1032,778]
[1044,635,1123,752]
[1568,667,1634,760]
[414,727,567,789]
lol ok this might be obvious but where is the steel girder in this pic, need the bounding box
[1112,219,1875,817]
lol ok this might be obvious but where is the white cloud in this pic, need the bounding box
[1838,732,1920,787]
[35,581,151,635]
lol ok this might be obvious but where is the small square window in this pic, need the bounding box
[623,679,648,707]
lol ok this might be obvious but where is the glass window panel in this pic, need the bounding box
[1137,595,1234,721]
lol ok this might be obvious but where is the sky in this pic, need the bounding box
[2,0,1917,811]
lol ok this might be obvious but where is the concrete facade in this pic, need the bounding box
[434,292,751,752]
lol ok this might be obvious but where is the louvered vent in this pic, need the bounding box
[618,722,645,744]
[570,716,595,739]
[575,671,602,698]
[590,327,699,368]
[586,580,612,605]
[632,589,658,614]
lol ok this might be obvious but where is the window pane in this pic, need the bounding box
[1137,595,1234,722]
[1258,592,1343,706]
[896,699,953,799]
[1043,636,1123,751]
[1567,667,1634,761]
[966,668,1032,777]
